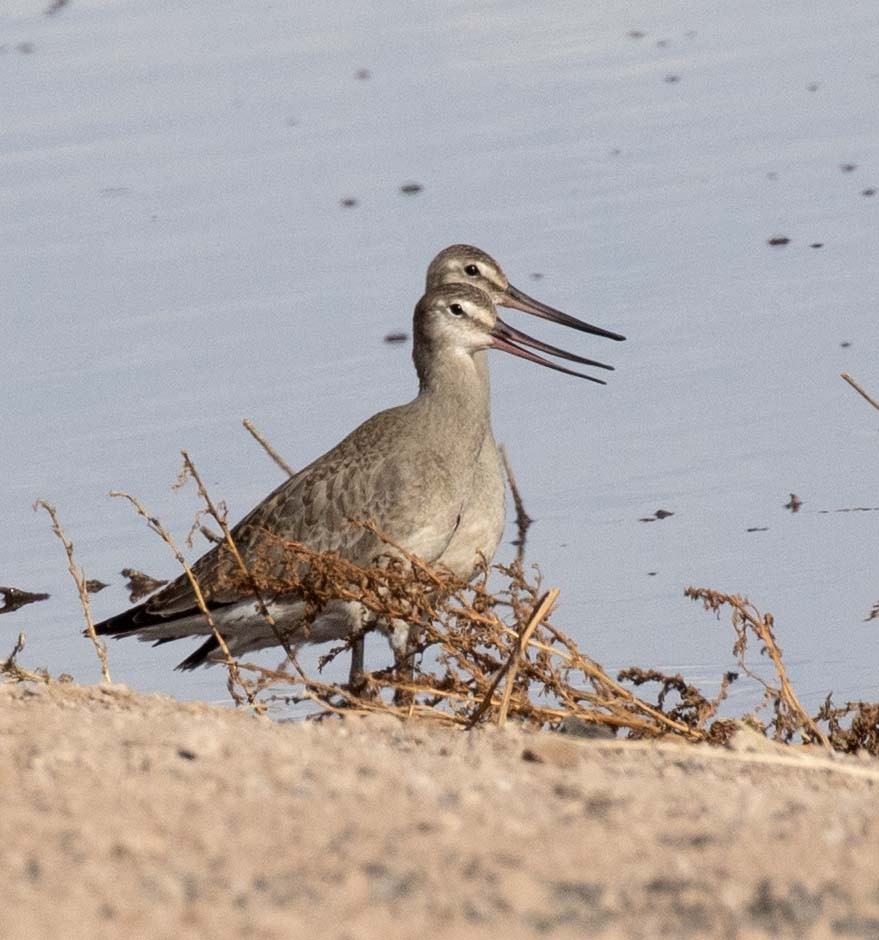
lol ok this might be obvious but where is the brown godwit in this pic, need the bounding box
[94,281,617,670]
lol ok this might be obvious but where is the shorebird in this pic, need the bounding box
[94,282,617,670]
[424,245,625,581]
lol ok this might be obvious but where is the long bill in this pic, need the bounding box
[503,283,626,342]
[496,316,614,371]
[489,322,608,385]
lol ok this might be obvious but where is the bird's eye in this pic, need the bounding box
[449,303,465,317]
[464,264,479,277]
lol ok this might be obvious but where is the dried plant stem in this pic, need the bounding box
[108,489,257,709]
[841,373,879,413]
[179,452,299,666]
[243,419,295,476]
[499,444,532,561]
[498,588,558,728]
[686,587,830,749]
[34,499,111,683]
[1,633,48,683]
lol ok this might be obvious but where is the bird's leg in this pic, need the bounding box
[390,618,418,707]
[347,633,366,694]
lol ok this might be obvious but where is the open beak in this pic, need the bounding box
[502,283,626,342]
[489,320,608,384]
[496,316,614,371]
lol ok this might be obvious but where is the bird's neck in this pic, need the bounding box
[414,345,491,431]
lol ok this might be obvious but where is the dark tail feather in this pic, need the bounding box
[93,601,153,637]
[176,636,220,671]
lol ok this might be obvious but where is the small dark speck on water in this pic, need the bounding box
[529,272,544,281]
[627,30,646,39]
[639,509,674,523]
[806,82,820,92]
[285,117,298,127]
[399,182,423,195]
[766,172,779,181]
[746,527,769,533]
[784,493,802,513]
[685,30,697,39]
[656,39,670,48]
[45,0,71,14]
[862,188,876,197]
[767,236,790,246]
[85,579,109,594]
[17,41,36,54]
[810,242,824,249]
[664,74,681,83]
[647,571,657,577]
[610,148,622,156]
[355,68,371,80]
[840,340,852,348]
[840,163,857,173]
[384,331,408,344]
[340,197,358,208]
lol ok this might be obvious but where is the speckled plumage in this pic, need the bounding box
[95,284,497,667]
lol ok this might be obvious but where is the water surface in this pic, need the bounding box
[2,0,877,708]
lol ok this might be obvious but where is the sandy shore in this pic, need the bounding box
[3,680,879,939]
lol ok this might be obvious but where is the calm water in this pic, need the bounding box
[3,0,877,709]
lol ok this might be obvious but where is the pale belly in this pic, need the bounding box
[435,433,506,580]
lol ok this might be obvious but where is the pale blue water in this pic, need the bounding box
[2,0,877,709]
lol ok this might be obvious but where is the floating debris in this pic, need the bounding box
[639,509,674,523]
[862,188,876,197]
[383,331,408,344]
[44,0,70,14]
[121,568,168,603]
[784,493,802,513]
[16,41,35,54]
[806,82,820,92]
[339,197,358,208]
[810,242,824,249]
[664,74,681,84]
[0,586,50,615]
[529,272,544,281]
[355,68,371,80]
[627,29,646,39]
[399,182,423,195]
[767,236,790,246]
[746,527,769,533]
[85,579,109,594]
[840,163,857,173]
[840,340,852,348]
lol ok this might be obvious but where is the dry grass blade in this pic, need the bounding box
[243,418,295,477]
[108,489,258,709]
[841,372,879,413]
[33,499,111,683]
[497,587,558,728]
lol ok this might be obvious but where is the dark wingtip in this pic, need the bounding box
[175,635,220,671]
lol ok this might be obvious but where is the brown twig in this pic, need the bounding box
[685,587,830,749]
[497,588,559,728]
[242,419,295,476]
[178,451,299,667]
[841,373,879,413]
[33,499,111,683]
[108,489,257,708]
